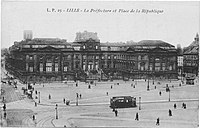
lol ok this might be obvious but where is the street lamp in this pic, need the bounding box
[139,97,141,110]
[168,89,171,102]
[38,92,40,103]
[55,104,58,119]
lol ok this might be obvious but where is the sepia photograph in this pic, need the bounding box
[1,1,199,127]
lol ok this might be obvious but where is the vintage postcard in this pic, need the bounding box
[1,1,199,127]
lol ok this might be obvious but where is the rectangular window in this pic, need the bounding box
[155,63,160,67]
[55,63,59,72]
[40,63,43,72]
[64,66,68,71]
[155,67,160,71]
[46,62,52,72]
[46,67,52,72]
[30,56,33,60]
[141,66,144,71]
[29,67,33,72]
[83,55,86,59]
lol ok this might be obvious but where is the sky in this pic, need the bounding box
[1,1,200,48]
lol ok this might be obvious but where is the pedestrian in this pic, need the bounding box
[88,85,91,89]
[63,98,65,103]
[79,94,82,99]
[155,86,156,89]
[159,91,162,96]
[135,112,139,121]
[115,109,118,117]
[106,92,108,96]
[76,83,78,87]
[182,103,185,108]
[35,90,37,95]
[169,109,172,116]
[4,112,6,118]
[156,118,160,125]
[49,94,51,99]
[2,97,4,102]
[184,103,186,109]
[35,102,37,107]
[33,115,35,121]
[3,104,6,111]
[66,100,70,105]
[174,103,176,109]
[111,85,113,89]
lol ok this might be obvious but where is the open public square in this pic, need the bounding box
[0,68,199,128]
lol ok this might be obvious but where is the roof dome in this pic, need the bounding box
[137,40,174,47]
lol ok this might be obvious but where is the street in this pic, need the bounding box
[0,67,199,127]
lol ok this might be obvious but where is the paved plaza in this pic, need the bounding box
[0,68,199,127]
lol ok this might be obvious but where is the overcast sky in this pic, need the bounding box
[1,1,200,48]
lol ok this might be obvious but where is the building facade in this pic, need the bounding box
[6,31,178,83]
[183,33,199,77]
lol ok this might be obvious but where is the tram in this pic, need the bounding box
[110,96,137,108]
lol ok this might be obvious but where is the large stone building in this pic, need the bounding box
[6,31,178,83]
[183,33,199,77]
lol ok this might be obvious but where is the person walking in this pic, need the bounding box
[63,98,65,103]
[159,91,162,96]
[156,118,160,125]
[3,104,6,111]
[174,103,176,109]
[135,112,139,121]
[169,109,172,116]
[49,94,51,99]
[111,85,113,89]
[115,109,118,117]
[182,103,185,108]
[33,115,35,121]
[106,92,108,96]
[4,112,7,118]
[184,103,186,109]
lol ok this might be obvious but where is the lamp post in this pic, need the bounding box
[55,104,58,119]
[139,97,141,110]
[168,89,171,102]
[38,92,40,103]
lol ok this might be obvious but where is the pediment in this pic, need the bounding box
[126,47,135,52]
[150,47,168,52]
[39,46,60,51]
